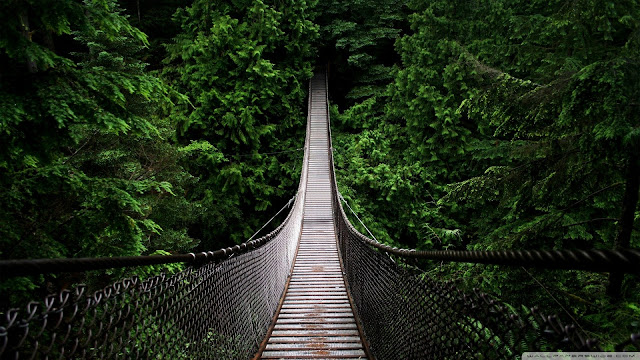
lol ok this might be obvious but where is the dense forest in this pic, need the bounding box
[327,0,640,348]
[0,0,316,301]
[0,0,638,349]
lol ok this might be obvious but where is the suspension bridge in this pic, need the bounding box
[0,72,638,359]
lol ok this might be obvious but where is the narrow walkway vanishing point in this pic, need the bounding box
[1,71,638,360]
[257,74,368,359]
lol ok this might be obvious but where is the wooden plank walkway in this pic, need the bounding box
[258,74,367,359]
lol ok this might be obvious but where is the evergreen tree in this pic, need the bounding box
[330,0,640,347]
[315,0,408,107]
[0,0,196,302]
[165,0,318,246]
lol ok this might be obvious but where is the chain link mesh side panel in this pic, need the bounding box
[0,221,299,359]
[334,208,639,359]
[0,156,307,360]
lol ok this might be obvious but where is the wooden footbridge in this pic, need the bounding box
[256,75,367,359]
[0,72,638,359]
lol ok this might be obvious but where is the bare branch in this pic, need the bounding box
[562,218,618,228]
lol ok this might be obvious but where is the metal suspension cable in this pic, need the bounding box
[333,166,640,274]
[247,195,296,241]
[337,191,378,242]
[325,96,639,275]
[0,239,261,278]
[321,69,639,357]
[0,76,314,360]
[0,196,298,278]
[339,214,640,273]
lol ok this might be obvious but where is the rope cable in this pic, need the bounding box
[0,195,298,278]
[338,192,378,242]
[248,195,296,242]
[520,266,587,334]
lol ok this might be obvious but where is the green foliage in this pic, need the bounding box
[315,0,408,106]
[1,0,319,307]
[330,0,640,348]
[0,0,319,292]
[1,0,637,350]
[0,0,200,304]
[164,0,317,245]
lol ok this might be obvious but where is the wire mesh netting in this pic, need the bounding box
[0,137,308,359]
[0,166,307,360]
[333,201,640,359]
[0,204,304,360]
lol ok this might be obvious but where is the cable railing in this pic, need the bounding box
[324,72,640,358]
[0,191,304,360]
[1,231,291,359]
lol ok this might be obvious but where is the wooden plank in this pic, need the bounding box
[261,349,366,358]
[270,329,360,337]
[265,343,364,350]
[273,323,357,331]
[266,336,362,343]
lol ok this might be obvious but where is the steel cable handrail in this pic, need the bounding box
[0,78,317,280]
[0,196,298,278]
[337,194,640,273]
[0,90,315,280]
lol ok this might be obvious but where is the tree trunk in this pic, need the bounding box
[606,151,640,298]
[19,10,38,73]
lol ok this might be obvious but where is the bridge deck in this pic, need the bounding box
[258,74,367,359]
